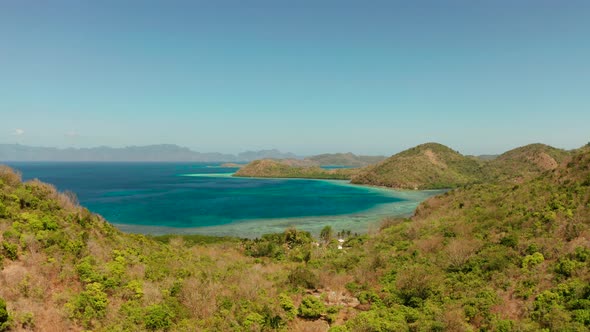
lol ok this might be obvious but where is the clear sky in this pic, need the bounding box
[1,0,589,156]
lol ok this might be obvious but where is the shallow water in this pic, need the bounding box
[7,162,441,237]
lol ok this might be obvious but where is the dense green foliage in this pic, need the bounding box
[152,233,240,246]
[234,159,357,180]
[0,297,10,331]
[1,144,589,331]
[236,143,573,190]
[483,143,571,183]
[351,142,485,189]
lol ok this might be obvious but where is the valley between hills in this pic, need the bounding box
[0,142,589,331]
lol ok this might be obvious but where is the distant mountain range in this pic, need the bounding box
[0,144,302,162]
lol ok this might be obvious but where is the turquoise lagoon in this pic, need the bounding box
[7,162,441,238]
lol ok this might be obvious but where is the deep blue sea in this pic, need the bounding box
[5,162,439,237]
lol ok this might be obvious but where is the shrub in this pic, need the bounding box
[144,304,174,330]
[495,319,515,332]
[67,282,108,327]
[499,235,518,248]
[320,225,333,244]
[298,296,325,319]
[344,308,408,331]
[358,291,381,305]
[243,312,265,329]
[395,265,438,305]
[76,257,103,283]
[572,309,590,325]
[0,202,7,218]
[124,280,144,299]
[1,242,18,260]
[555,259,580,277]
[279,293,297,318]
[573,247,590,262]
[284,228,313,249]
[288,266,319,289]
[445,238,479,270]
[522,252,544,269]
[0,166,21,187]
[0,298,10,331]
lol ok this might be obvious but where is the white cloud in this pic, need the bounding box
[13,128,24,136]
[65,131,79,137]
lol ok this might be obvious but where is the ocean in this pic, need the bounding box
[5,162,441,237]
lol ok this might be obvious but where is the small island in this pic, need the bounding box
[233,159,358,180]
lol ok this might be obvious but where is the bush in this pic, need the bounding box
[279,293,297,318]
[144,304,173,330]
[499,235,518,248]
[522,252,544,269]
[288,266,319,289]
[395,265,438,305]
[320,225,333,244]
[1,242,17,260]
[243,312,265,329]
[0,298,10,331]
[573,247,590,262]
[0,166,21,187]
[298,296,325,319]
[67,282,108,326]
[344,308,408,331]
[0,202,7,218]
[555,259,581,277]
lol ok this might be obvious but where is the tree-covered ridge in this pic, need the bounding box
[351,142,485,189]
[1,145,589,331]
[305,153,386,167]
[0,166,333,331]
[233,159,358,180]
[483,143,572,183]
[235,142,575,190]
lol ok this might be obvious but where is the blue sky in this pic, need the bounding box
[1,0,589,156]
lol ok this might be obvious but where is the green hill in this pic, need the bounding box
[1,145,590,331]
[351,143,485,189]
[306,153,386,167]
[483,143,571,183]
[331,146,590,331]
[233,159,357,180]
[0,165,331,331]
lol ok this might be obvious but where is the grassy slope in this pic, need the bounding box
[235,143,572,189]
[483,143,572,183]
[0,167,307,331]
[1,145,589,331]
[326,147,590,331]
[233,159,358,180]
[351,142,485,189]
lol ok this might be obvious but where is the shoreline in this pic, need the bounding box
[184,171,449,196]
[116,173,443,238]
[230,172,453,192]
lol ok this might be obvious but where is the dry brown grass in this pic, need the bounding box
[415,234,444,254]
[55,191,79,212]
[0,165,22,186]
[317,271,352,294]
[288,318,330,332]
[444,238,481,270]
[442,305,470,331]
[142,281,164,305]
[179,276,222,319]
